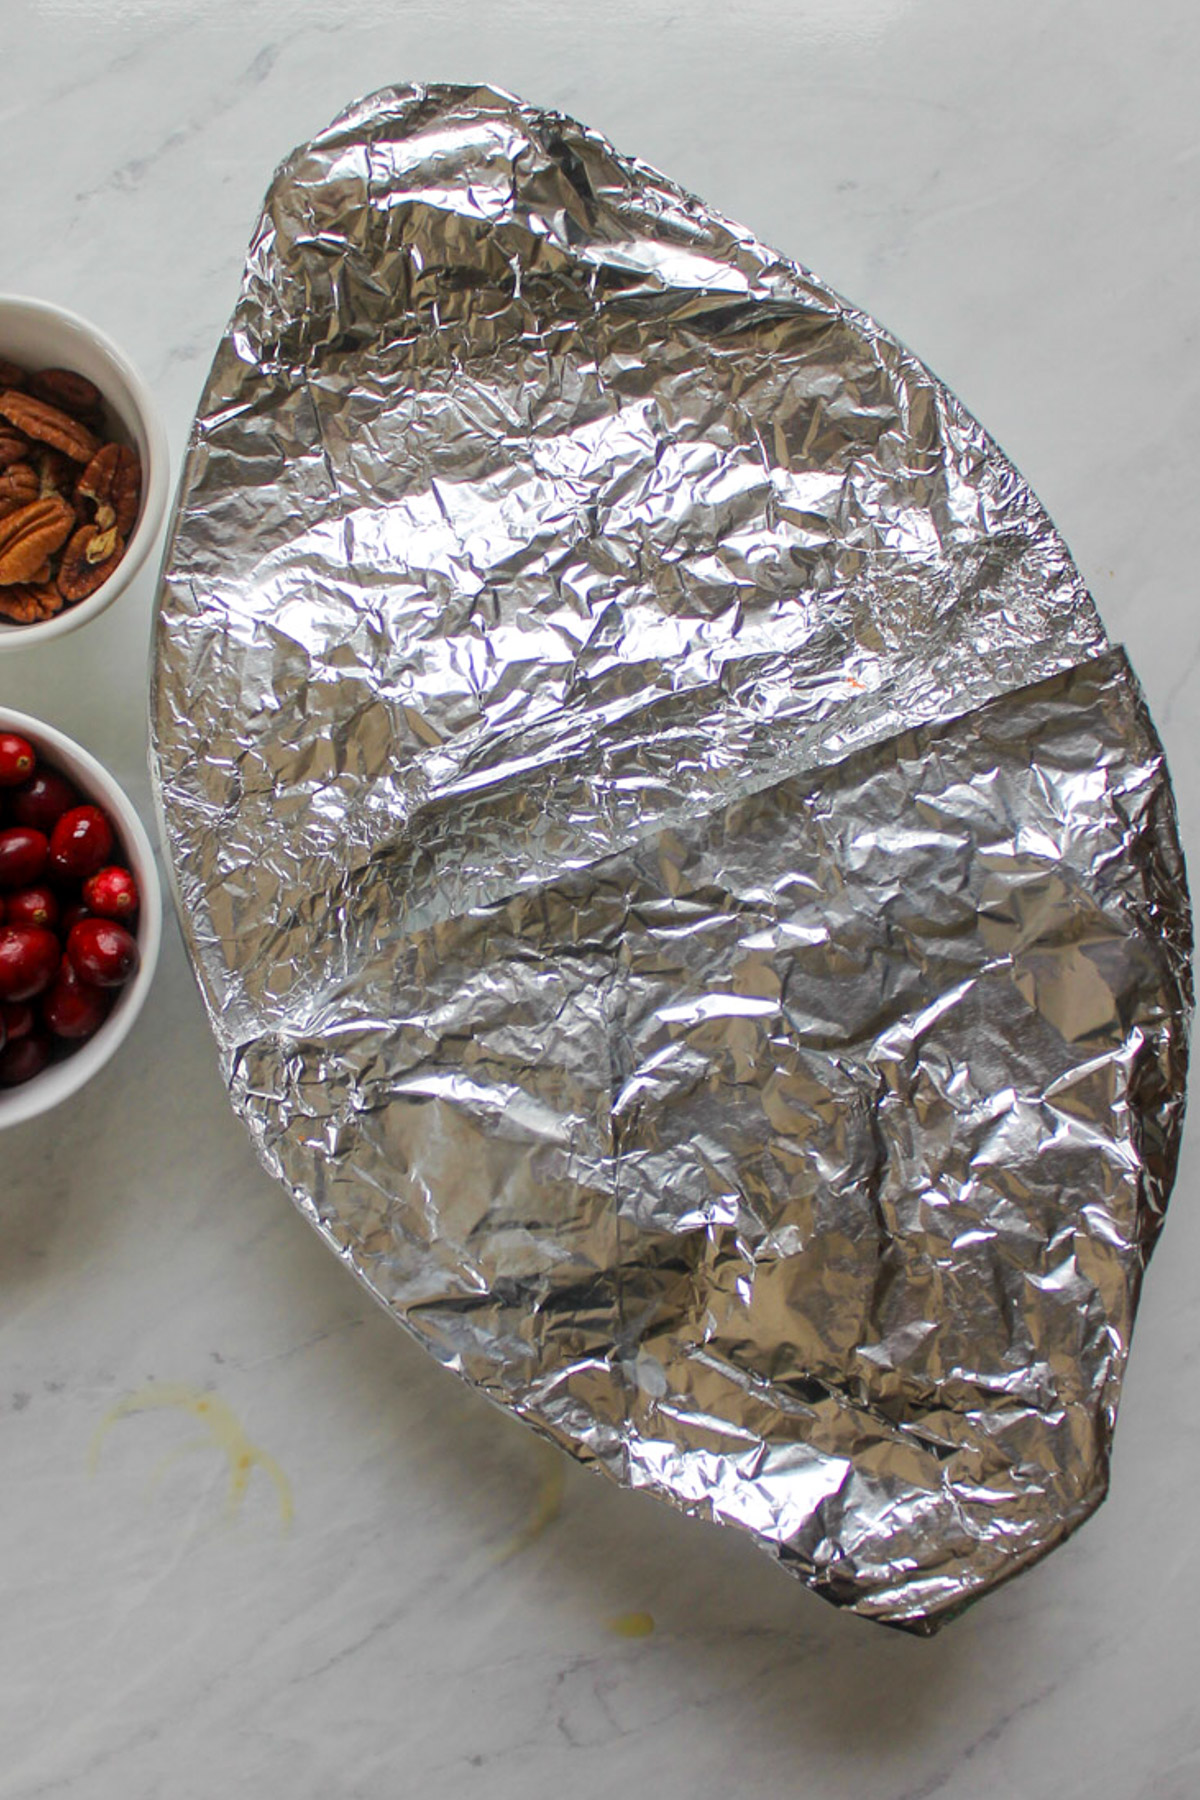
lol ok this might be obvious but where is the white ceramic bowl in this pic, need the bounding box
[0,295,169,648]
[0,708,162,1128]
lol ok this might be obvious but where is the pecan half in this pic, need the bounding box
[0,464,38,522]
[0,360,26,392]
[0,496,75,584]
[56,522,125,602]
[0,429,30,470]
[28,368,104,427]
[77,442,141,536]
[0,391,100,463]
[0,581,63,625]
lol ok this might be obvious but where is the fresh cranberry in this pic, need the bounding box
[0,926,61,1002]
[0,1031,51,1087]
[1,1000,33,1041]
[13,768,78,833]
[0,733,36,787]
[48,805,114,880]
[0,827,49,889]
[5,885,58,930]
[67,917,137,989]
[82,865,139,921]
[42,967,110,1041]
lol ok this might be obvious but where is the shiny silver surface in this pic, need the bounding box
[151,84,1191,1630]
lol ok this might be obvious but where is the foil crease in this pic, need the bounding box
[150,85,1192,1630]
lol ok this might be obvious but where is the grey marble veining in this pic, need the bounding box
[1,3,1198,1796]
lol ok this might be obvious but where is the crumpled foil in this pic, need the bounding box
[150,84,1192,1631]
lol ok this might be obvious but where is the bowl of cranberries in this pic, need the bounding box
[0,707,161,1126]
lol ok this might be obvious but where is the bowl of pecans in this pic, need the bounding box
[0,295,169,647]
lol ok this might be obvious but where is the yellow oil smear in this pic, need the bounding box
[493,1440,566,1563]
[89,1382,293,1530]
[608,1611,655,1639]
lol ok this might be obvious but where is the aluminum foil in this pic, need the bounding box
[150,84,1192,1631]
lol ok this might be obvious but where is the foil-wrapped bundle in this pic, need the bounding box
[151,84,1192,1631]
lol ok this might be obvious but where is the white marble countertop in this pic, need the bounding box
[3,3,1199,1795]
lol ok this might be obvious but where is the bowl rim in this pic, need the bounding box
[0,705,162,1128]
[0,293,170,651]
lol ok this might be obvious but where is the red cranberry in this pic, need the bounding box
[13,768,78,833]
[0,926,61,1002]
[0,733,36,787]
[0,827,48,889]
[66,918,137,989]
[5,885,58,930]
[48,805,113,881]
[83,865,139,921]
[1,1000,34,1041]
[42,968,110,1041]
[0,1031,51,1086]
